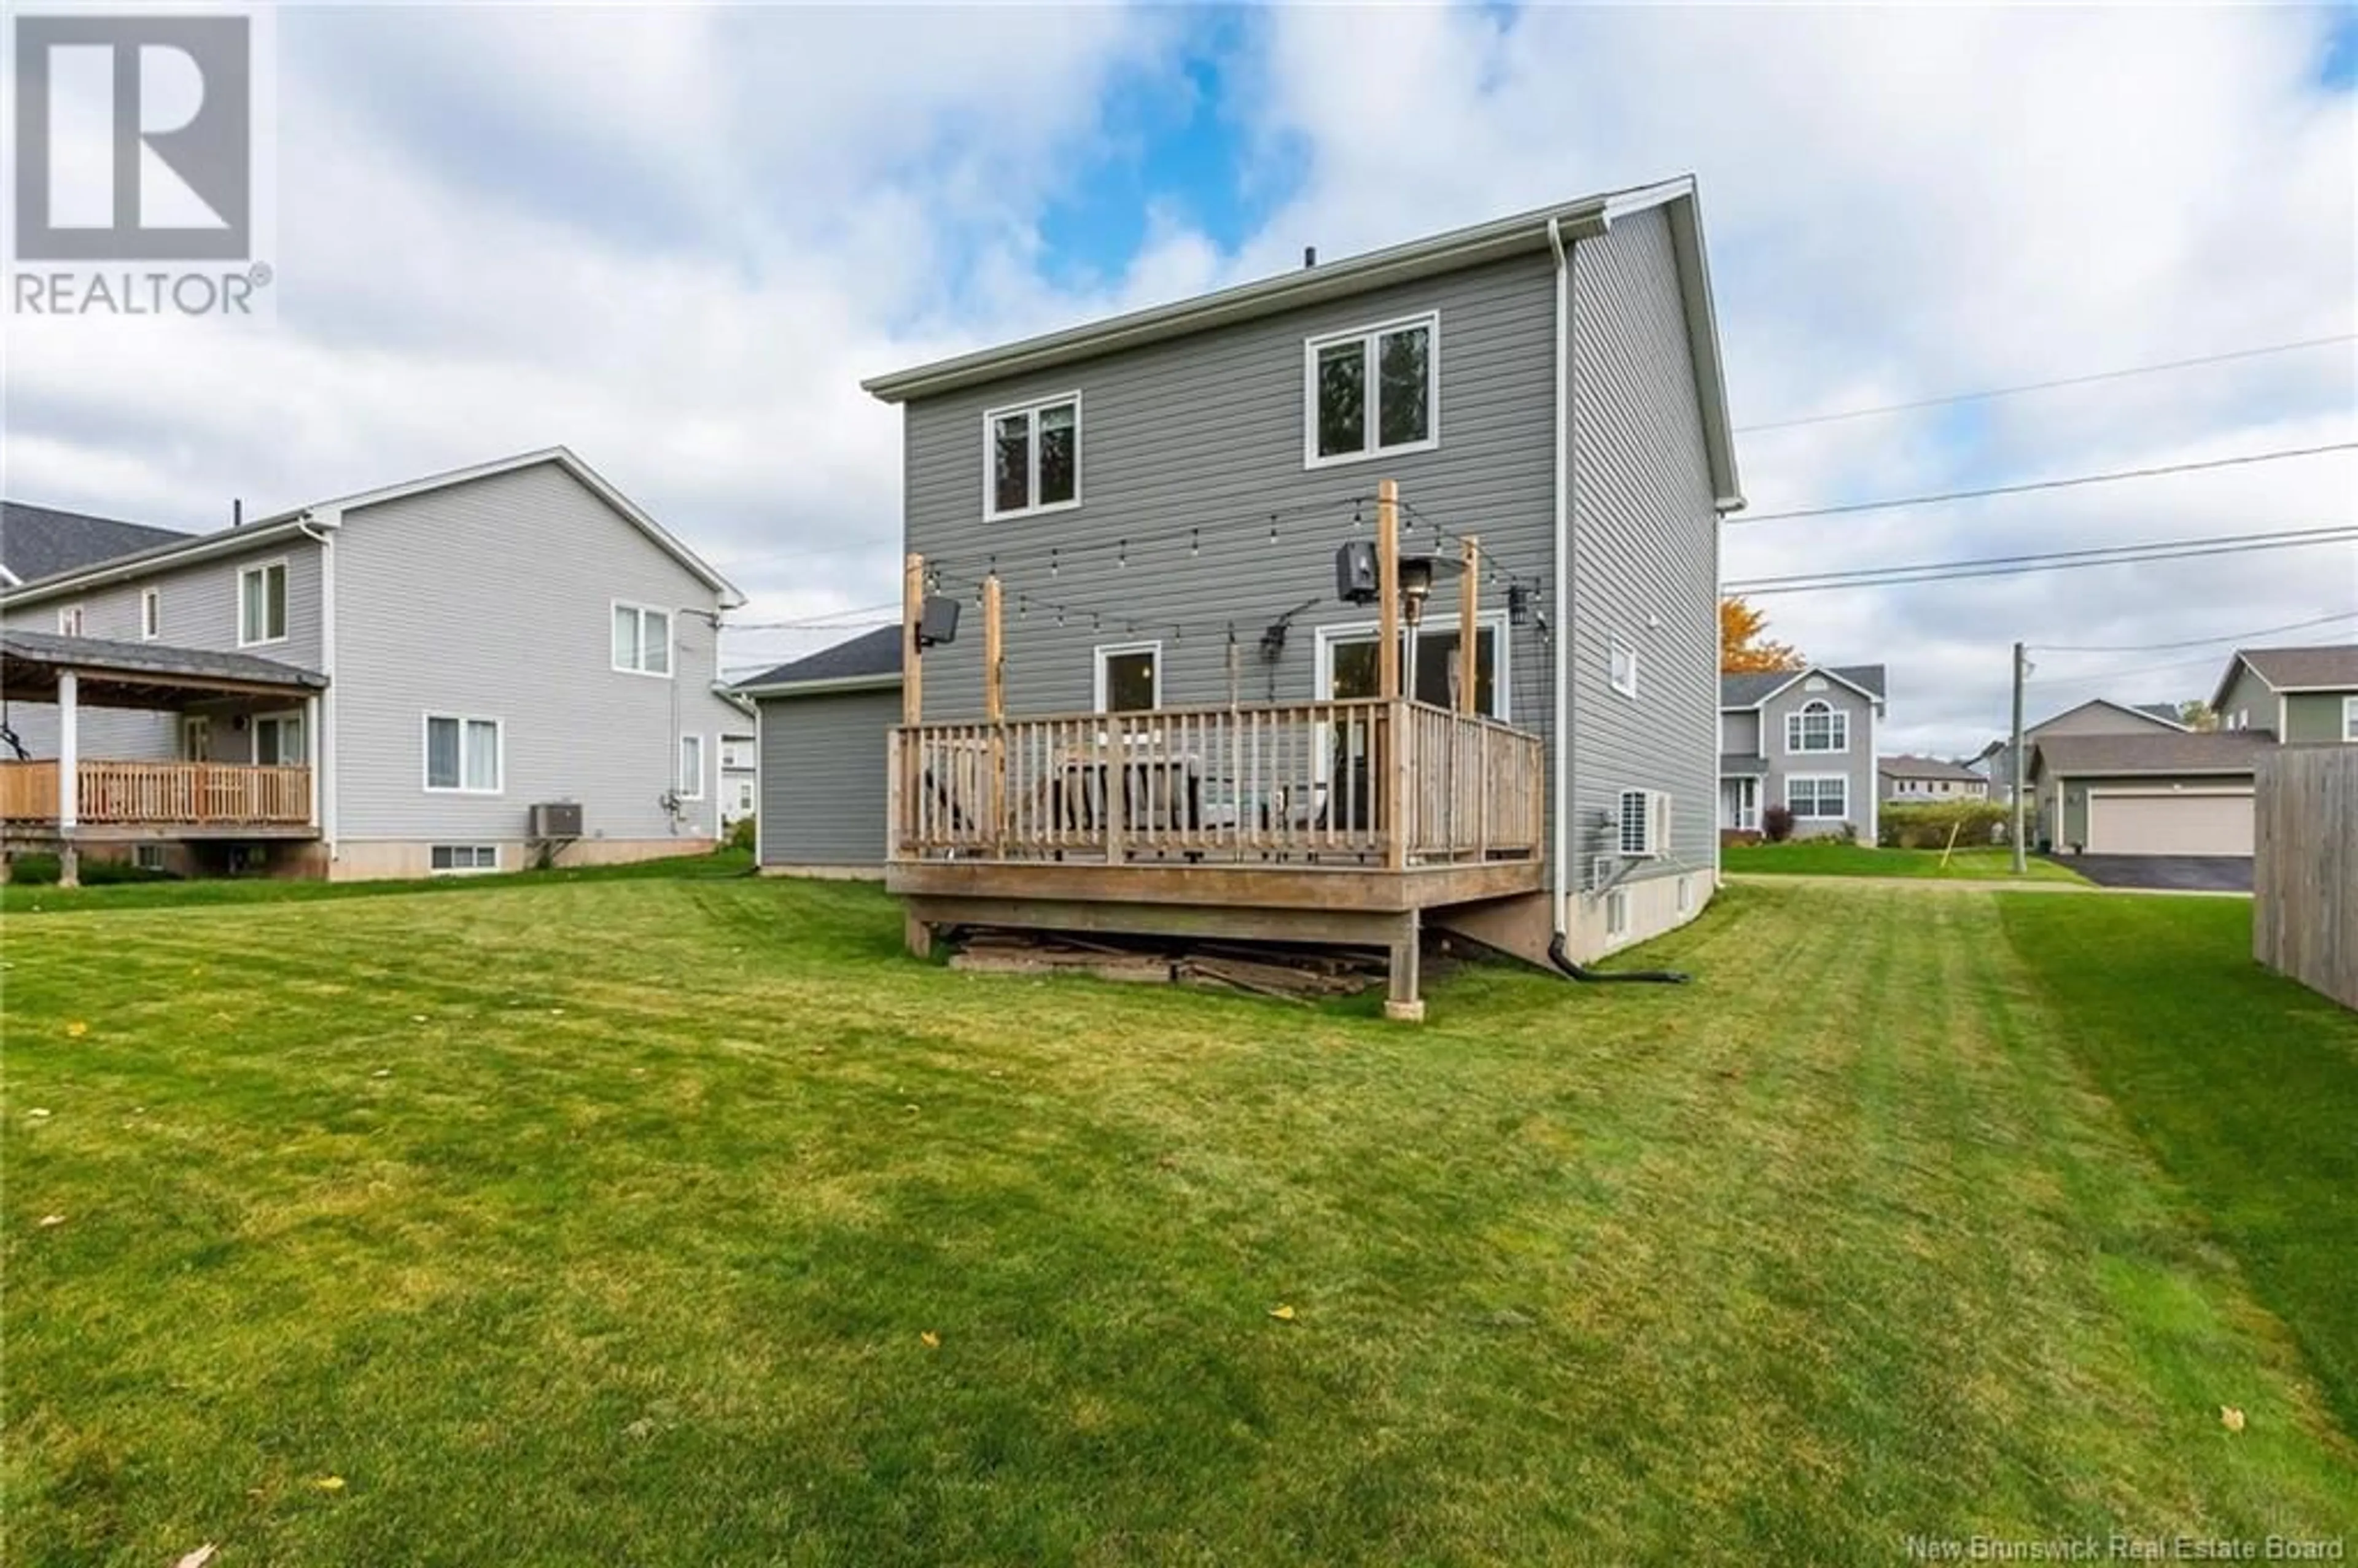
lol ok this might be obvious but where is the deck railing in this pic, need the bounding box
[0,760,312,827]
[889,699,1543,867]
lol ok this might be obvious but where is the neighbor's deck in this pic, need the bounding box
[0,759,316,840]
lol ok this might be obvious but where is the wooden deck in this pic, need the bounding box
[0,759,314,835]
[887,699,1551,1016]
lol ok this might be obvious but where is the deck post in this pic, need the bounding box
[903,553,925,728]
[1458,536,1480,717]
[1377,479,1409,872]
[304,693,322,828]
[56,670,80,888]
[905,909,934,960]
[982,573,1004,855]
[1384,909,1425,1023]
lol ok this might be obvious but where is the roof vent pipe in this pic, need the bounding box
[1303,246,1316,268]
[232,499,243,527]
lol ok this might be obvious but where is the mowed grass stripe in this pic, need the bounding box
[3,875,2353,1565]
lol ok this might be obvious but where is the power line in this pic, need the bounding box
[2024,650,2247,688]
[1728,525,2352,589]
[1731,441,2358,525]
[1726,526,2357,597]
[2031,608,2358,656]
[1734,333,2358,434]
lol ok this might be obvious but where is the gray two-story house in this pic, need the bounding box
[1718,664,1888,841]
[787,176,1741,1007]
[1,449,746,880]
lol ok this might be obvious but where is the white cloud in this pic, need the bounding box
[6,6,2352,728]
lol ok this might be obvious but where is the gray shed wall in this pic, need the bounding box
[755,686,899,867]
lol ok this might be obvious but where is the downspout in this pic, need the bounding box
[296,511,340,867]
[1544,215,1689,986]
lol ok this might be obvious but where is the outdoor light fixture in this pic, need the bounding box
[915,596,961,649]
[1506,583,1531,626]
[1398,556,1438,624]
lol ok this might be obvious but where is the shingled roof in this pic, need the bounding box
[2,501,191,584]
[734,624,902,694]
[1878,754,1984,783]
[2030,729,2276,779]
[2222,645,2358,694]
[1720,664,1887,707]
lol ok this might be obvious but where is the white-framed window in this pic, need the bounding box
[611,602,672,677]
[678,733,705,799]
[1609,638,1640,700]
[983,392,1081,519]
[1676,876,1694,914]
[1788,774,1849,820]
[134,844,167,872]
[251,712,304,767]
[1305,312,1438,467]
[1605,888,1630,939]
[720,734,755,771]
[424,713,502,794]
[140,588,160,641]
[1785,699,1848,753]
[429,844,499,875]
[2343,695,2357,741]
[1094,641,1162,713]
[238,559,288,646]
[733,779,757,816]
[56,604,85,636]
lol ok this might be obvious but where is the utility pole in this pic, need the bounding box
[2010,640,2028,874]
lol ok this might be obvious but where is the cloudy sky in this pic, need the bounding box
[6,3,2354,754]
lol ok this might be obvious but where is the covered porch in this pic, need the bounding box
[0,630,327,885]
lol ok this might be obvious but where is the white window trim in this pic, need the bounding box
[610,600,674,679]
[249,709,306,767]
[678,732,706,800]
[1786,772,1851,821]
[1605,888,1630,939]
[422,712,505,796]
[1784,699,1850,755]
[981,390,1084,521]
[1312,608,1512,721]
[429,844,501,876]
[2343,694,2358,742]
[1303,311,1441,470]
[56,603,85,636]
[236,557,290,649]
[1608,637,1640,701]
[1092,640,1164,713]
[139,586,160,641]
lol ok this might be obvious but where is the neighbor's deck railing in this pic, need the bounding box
[889,698,1543,867]
[0,760,311,827]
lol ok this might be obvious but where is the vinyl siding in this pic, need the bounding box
[1719,710,1761,756]
[332,462,738,848]
[755,687,899,866]
[1755,675,1878,837]
[2216,666,2276,734]
[0,536,324,761]
[2282,691,2357,743]
[899,252,1562,772]
[1566,208,1720,888]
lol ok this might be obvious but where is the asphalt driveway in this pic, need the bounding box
[2046,854,2254,893]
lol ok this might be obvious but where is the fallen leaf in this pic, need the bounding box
[904,1104,920,1116]
[410,1015,427,1024]
[174,1546,219,1568]
[26,1108,50,1119]
[372,1069,391,1079]
[920,1331,940,1349]
[314,1475,346,1492]
[2220,1405,2246,1432]
[1268,1305,1297,1322]
[37,1214,65,1228]
[549,1008,566,1016]
[64,1021,87,1038]
[624,1417,655,1439]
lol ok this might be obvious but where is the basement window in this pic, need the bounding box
[429,844,499,875]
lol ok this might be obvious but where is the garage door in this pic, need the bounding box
[2086,791,2254,856]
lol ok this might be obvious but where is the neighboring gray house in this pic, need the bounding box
[1970,697,2185,804]
[2,501,192,588]
[1,448,746,879]
[736,623,901,874]
[1879,754,1988,801]
[1718,664,1887,840]
[2024,644,2357,857]
[832,176,1742,972]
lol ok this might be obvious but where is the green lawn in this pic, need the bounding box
[5,874,2353,1564]
[1723,840,2086,882]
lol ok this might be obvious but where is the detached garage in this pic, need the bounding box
[2029,731,2273,858]
[736,626,901,875]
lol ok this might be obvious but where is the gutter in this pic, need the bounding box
[733,672,903,700]
[296,510,341,863]
[0,515,316,605]
[1547,215,1576,957]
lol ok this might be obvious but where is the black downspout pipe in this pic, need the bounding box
[1548,932,1689,985]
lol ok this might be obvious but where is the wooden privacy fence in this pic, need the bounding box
[889,697,1544,867]
[0,760,311,827]
[2253,747,2357,1011]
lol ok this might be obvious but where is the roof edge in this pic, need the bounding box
[736,671,903,699]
